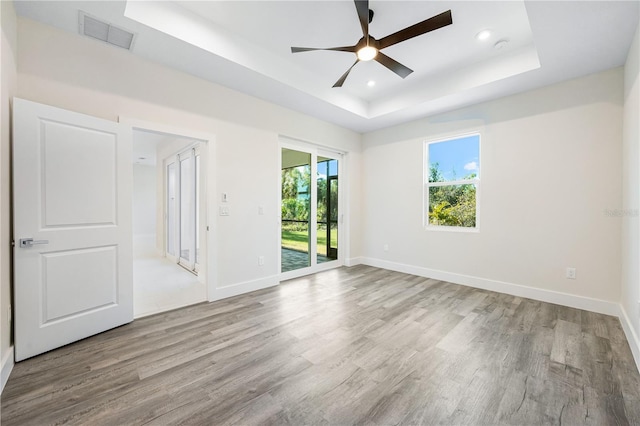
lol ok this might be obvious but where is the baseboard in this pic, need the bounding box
[345,257,364,267]
[360,257,620,317]
[617,304,640,374]
[1,347,14,394]
[210,275,279,302]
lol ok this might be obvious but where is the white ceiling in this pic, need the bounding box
[132,130,198,166]
[14,1,640,133]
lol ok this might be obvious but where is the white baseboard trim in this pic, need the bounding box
[345,257,364,267]
[1,347,14,394]
[209,275,279,302]
[617,304,640,373]
[360,257,620,317]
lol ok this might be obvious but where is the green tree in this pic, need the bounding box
[317,175,327,222]
[428,163,476,227]
[281,165,311,230]
[282,167,303,200]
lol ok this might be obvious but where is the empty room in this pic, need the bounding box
[1,0,640,424]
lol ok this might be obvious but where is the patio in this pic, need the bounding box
[281,248,331,272]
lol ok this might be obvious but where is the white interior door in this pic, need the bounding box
[13,98,133,361]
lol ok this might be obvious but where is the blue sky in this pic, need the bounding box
[317,159,338,179]
[428,135,480,181]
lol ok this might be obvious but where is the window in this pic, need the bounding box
[424,134,480,230]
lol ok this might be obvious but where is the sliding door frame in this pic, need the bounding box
[165,144,201,273]
[279,138,345,281]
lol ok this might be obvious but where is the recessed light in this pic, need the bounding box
[367,80,376,87]
[494,39,509,50]
[475,30,491,41]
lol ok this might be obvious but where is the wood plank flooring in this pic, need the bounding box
[2,265,639,425]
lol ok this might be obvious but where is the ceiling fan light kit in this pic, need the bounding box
[357,46,378,61]
[291,0,453,88]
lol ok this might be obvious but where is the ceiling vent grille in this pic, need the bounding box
[78,12,136,51]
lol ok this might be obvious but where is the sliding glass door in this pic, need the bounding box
[166,145,201,273]
[281,148,311,272]
[317,156,339,264]
[281,144,342,276]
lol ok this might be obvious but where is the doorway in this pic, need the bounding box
[132,130,207,317]
[280,142,343,278]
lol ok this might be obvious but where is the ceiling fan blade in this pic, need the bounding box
[377,10,452,50]
[355,0,369,38]
[375,52,413,78]
[291,46,356,53]
[333,60,360,88]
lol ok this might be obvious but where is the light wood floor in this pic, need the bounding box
[2,265,640,425]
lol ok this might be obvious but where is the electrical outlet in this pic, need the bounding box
[566,267,576,280]
[258,256,265,266]
[383,244,389,252]
[219,206,230,216]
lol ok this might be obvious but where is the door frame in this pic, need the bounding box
[278,136,346,281]
[164,144,202,273]
[121,117,218,301]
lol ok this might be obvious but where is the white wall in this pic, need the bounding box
[0,0,17,391]
[622,23,640,364]
[361,68,624,313]
[132,164,157,237]
[16,18,362,298]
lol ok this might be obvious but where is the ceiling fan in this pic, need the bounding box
[291,0,453,88]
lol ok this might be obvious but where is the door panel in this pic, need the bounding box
[281,148,311,273]
[165,147,200,271]
[328,177,339,259]
[13,98,133,361]
[42,121,116,226]
[195,153,201,266]
[179,154,193,266]
[316,157,339,264]
[166,162,177,258]
[281,144,341,278]
[43,246,117,322]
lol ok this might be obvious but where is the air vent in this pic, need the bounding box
[78,12,136,51]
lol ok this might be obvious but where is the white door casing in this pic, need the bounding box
[13,98,133,361]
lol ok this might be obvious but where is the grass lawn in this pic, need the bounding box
[281,229,337,255]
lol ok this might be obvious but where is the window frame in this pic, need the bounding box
[423,132,481,232]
